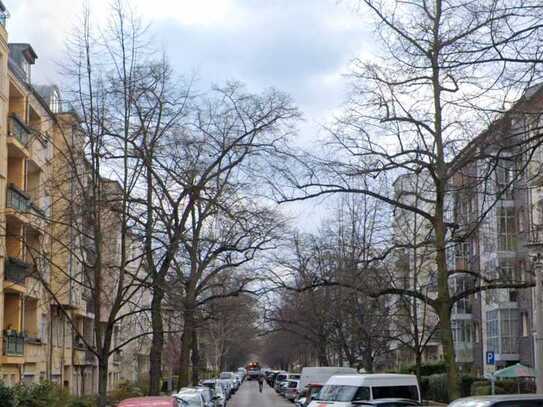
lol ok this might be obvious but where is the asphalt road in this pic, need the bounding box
[229,381,293,407]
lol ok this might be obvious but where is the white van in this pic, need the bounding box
[307,374,421,407]
[300,367,358,389]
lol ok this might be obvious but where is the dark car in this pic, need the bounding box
[449,394,543,407]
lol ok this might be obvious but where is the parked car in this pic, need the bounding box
[449,394,543,407]
[216,379,233,399]
[274,372,288,392]
[233,374,242,389]
[278,380,290,396]
[285,379,302,401]
[186,387,214,407]
[237,367,247,381]
[307,374,420,407]
[118,397,178,407]
[174,389,206,407]
[219,372,238,391]
[199,380,226,407]
[266,370,279,387]
[296,383,323,407]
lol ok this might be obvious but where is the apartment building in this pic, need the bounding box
[0,3,147,395]
[392,85,543,376]
[391,173,442,366]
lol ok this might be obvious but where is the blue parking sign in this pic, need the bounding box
[486,351,495,365]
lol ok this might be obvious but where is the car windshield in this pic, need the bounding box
[318,385,358,401]
[288,381,299,388]
[277,374,287,381]
[219,373,232,379]
[289,374,301,380]
[372,385,419,401]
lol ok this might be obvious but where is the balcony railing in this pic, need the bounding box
[3,331,24,356]
[85,350,96,364]
[8,115,31,145]
[73,336,86,350]
[5,257,31,285]
[6,184,30,212]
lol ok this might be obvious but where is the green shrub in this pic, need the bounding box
[423,374,448,403]
[460,375,477,397]
[68,396,95,407]
[0,382,15,407]
[13,382,72,407]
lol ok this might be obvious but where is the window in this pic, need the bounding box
[452,319,473,343]
[522,312,529,336]
[455,241,471,264]
[497,207,516,250]
[371,385,419,401]
[518,208,526,233]
[496,158,515,200]
[486,309,520,354]
[487,310,499,353]
[474,322,480,343]
[50,90,59,113]
[353,387,370,401]
[318,385,358,402]
[452,277,473,314]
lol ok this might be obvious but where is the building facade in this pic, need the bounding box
[0,3,148,395]
[392,85,543,376]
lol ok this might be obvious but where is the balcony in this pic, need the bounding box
[5,257,31,286]
[85,350,96,365]
[113,350,121,365]
[6,184,30,212]
[3,331,24,356]
[7,115,31,147]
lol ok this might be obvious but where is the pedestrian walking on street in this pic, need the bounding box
[258,372,264,393]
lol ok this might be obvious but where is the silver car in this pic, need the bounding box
[449,394,543,407]
[200,380,226,407]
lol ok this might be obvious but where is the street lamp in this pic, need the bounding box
[526,237,543,394]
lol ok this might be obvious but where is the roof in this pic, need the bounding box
[326,374,418,386]
[9,43,37,64]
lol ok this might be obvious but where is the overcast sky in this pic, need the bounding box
[7,0,374,231]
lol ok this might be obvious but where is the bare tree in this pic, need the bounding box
[275,0,543,399]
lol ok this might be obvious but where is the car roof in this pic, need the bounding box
[118,397,176,407]
[326,374,418,386]
[451,394,543,404]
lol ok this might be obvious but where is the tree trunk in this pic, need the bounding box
[149,285,164,395]
[415,351,423,391]
[435,213,460,401]
[317,341,329,366]
[438,302,459,401]
[191,328,200,385]
[97,356,109,407]
[177,310,194,388]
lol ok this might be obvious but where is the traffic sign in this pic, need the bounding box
[486,351,495,365]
